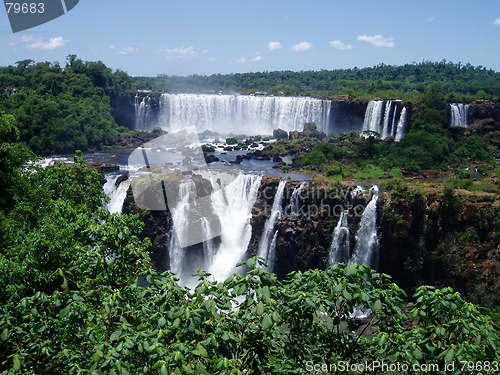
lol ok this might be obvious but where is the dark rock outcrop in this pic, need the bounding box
[123,186,172,271]
[379,189,499,307]
[273,128,288,139]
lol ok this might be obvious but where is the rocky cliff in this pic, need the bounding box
[379,187,498,307]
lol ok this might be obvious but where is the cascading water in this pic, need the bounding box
[208,174,262,281]
[288,182,306,216]
[103,175,130,214]
[450,103,469,127]
[394,107,408,142]
[168,180,197,280]
[362,100,408,140]
[135,95,154,130]
[257,180,287,271]
[362,100,385,134]
[381,100,395,138]
[153,93,332,134]
[328,210,351,265]
[201,217,216,268]
[348,186,379,269]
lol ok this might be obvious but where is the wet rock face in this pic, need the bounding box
[379,191,499,307]
[470,99,500,122]
[122,185,172,272]
[247,178,367,276]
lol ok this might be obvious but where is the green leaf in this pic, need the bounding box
[256,302,265,315]
[192,343,208,358]
[444,347,455,363]
[59,305,71,319]
[413,348,423,360]
[1,328,8,341]
[372,299,382,311]
[262,315,273,330]
[110,330,122,341]
[158,316,166,327]
[160,364,168,375]
[124,338,134,349]
[342,289,352,300]
[272,312,281,323]
[13,356,21,371]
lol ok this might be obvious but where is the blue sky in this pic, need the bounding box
[1,0,499,76]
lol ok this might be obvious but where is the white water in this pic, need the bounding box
[135,95,154,130]
[394,107,408,142]
[155,93,332,134]
[363,100,407,140]
[362,100,385,134]
[168,180,197,279]
[288,182,307,215]
[257,180,287,271]
[328,210,351,265]
[381,100,395,138]
[201,217,216,269]
[349,186,379,269]
[450,103,469,127]
[208,174,262,281]
[103,175,130,214]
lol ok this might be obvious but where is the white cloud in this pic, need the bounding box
[267,41,282,51]
[357,34,395,48]
[250,55,263,62]
[291,41,312,52]
[160,46,199,59]
[235,57,246,63]
[494,17,500,26]
[27,36,67,50]
[21,35,33,42]
[425,16,436,22]
[117,46,138,55]
[208,56,216,62]
[329,40,353,50]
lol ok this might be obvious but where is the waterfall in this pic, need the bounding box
[288,182,306,216]
[363,100,408,140]
[103,175,130,214]
[362,100,385,135]
[349,186,379,269]
[152,93,332,134]
[350,185,363,200]
[135,95,154,130]
[257,180,287,271]
[381,100,395,138]
[328,210,351,265]
[394,107,408,142]
[450,103,469,127]
[201,217,216,269]
[208,174,262,281]
[168,180,197,279]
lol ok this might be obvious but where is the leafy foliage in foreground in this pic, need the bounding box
[0,258,497,374]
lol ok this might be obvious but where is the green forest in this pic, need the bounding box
[0,57,499,373]
[0,56,133,155]
[135,61,500,101]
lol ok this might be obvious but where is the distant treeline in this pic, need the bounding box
[135,61,500,101]
[0,55,134,155]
